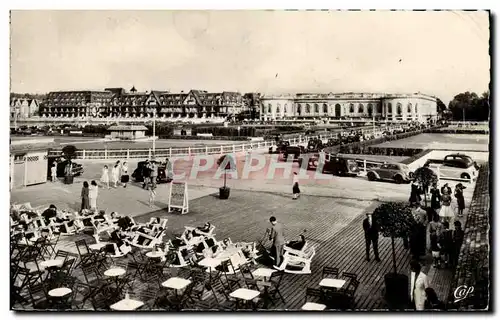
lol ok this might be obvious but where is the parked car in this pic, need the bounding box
[47,157,84,178]
[269,140,290,154]
[306,138,324,153]
[132,160,172,184]
[283,146,305,162]
[326,138,340,147]
[301,154,360,177]
[425,154,478,181]
[366,163,413,184]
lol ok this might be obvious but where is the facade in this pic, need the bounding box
[10,98,40,119]
[108,125,147,140]
[39,88,245,121]
[260,92,438,123]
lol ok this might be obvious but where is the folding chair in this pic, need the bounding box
[301,287,327,310]
[322,266,339,279]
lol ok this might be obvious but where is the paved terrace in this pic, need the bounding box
[12,172,477,310]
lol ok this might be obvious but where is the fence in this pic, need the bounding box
[47,133,340,160]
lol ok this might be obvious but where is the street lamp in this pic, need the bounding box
[152,108,156,157]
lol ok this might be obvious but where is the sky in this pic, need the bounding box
[10,10,490,104]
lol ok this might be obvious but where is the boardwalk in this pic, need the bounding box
[45,189,420,310]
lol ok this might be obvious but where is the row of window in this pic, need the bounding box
[263,102,419,115]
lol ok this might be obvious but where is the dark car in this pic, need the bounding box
[47,157,84,178]
[132,161,172,184]
[269,140,290,154]
[283,146,305,162]
[326,138,340,147]
[306,138,324,153]
[366,163,413,184]
[302,154,360,177]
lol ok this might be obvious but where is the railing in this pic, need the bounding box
[47,133,341,160]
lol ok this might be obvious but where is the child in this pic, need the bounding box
[439,221,453,268]
[148,183,156,207]
[430,232,441,268]
[51,163,57,182]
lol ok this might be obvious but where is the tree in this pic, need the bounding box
[448,91,490,121]
[61,145,78,162]
[413,166,438,207]
[217,154,236,189]
[373,202,416,274]
[436,98,447,113]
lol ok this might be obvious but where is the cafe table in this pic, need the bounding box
[252,267,276,307]
[229,288,260,310]
[110,298,144,311]
[162,277,192,297]
[319,278,346,289]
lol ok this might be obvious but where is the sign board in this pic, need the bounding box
[168,181,189,214]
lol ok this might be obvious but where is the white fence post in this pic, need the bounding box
[257,142,260,149]
[148,148,151,159]
[205,146,208,155]
[104,149,107,159]
[188,147,191,156]
[232,145,236,153]
[126,149,129,159]
[363,160,367,173]
[169,148,172,158]
[242,144,245,152]
[82,149,86,160]
[220,145,224,154]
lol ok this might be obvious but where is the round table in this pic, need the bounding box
[89,242,108,251]
[48,287,72,297]
[104,267,126,277]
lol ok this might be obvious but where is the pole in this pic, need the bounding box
[462,107,465,125]
[153,109,156,156]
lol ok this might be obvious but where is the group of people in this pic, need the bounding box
[100,160,130,189]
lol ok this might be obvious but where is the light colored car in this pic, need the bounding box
[428,163,477,181]
[366,163,413,184]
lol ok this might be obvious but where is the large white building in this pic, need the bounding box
[260,92,438,123]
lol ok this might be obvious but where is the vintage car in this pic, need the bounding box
[47,157,84,178]
[269,140,290,154]
[301,153,360,177]
[325,138,340,147]
[132,160,172,184]
[425,154,479,181]
[283,146,305,162]
[306,138,324,153]
[366,162,413,184]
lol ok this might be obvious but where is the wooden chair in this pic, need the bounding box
[301,287,327,311]
[126,229,166,249]
[341,272,358,283]
[322,266,339,279]
[210,277,236,310]
[340,278,360,309]
[74,239,94,269]
[217,259,241,290]
[277,245,316,274]
[170,247,190,268]
[267,270,286,304]
[27,282,50,309]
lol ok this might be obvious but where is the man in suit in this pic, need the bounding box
[269,216,285,267]
[363,212,381,262]
[409,260,429,310]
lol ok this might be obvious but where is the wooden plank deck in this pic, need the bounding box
[16,189,418,310]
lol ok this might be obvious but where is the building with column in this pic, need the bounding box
[260,92,437,123]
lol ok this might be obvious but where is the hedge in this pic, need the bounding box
[427,129,489,134]
[400,149,433,165]
[159,135,249,141]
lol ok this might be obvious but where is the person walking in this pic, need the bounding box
[142,159,151,189]
[148,183,157,208]
[409,260,429,310]
[292,172,300,199]
[81,181,90,212]
[409,181,422,206]
[100,165,110,189]
[438,185,454,226]
[269,216,285,268]
[89,180,99,211]
[451,221,465,267]
[111,162,121,188]
[51,163,57,182]
[454,183,466,217]
[430,183,441,217]
[363,212,381,262]
[439,221,453,268]
[121,162,129,188]
[150,160,158,189]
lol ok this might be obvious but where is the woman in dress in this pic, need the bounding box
[409,181,422,206]
[292,172,300,199]
[100,165,110,189]
[121,161,129,188]
[111,162,121,188]
[410,260,429,310]
[438,185,454,226]
[430,183,441,219]
[81,181,90,212]
[454,183,466,217]
[89,180,99,211]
